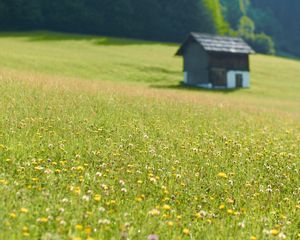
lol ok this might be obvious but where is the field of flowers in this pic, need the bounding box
[0,32,300,239]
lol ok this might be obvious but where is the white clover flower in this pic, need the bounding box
[278,233,286,239]
[82,195,90,201]
[119,180,125,186]
[98,219,111,225]
[98,207,106,212]
[238,221,245,228]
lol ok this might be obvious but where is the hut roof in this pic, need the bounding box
[176,32,255,56]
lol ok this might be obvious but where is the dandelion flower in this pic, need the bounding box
[270,229,280,236]
[183,228,190,235]
[85,226,92,235]
[20,208,29,213]
[136,197,143,202]
[0,179,8,185]
[162,204,171,211]
[166,221,174,227]
[94,194,101,202]
[219,204,225,210]
[75,224,83,231]
[227,209,234,215]
[37,217,48,223]
[217,172,228,178]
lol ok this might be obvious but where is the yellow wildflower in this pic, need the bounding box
[270,229,279,236]
[94,194,101,202]
[219,204,225,210]
[183,228,190,235]
[136,197,143,202]
[227,209,234,215]
[75,224,83,231]
[217,172,228,178]
[20,208,29,213]
[74,187,81,195]
[166,221,174,227]
[76,166,84,171]
[37,217,48,223]
[85,226,92,235]
[250,236,257,240]
[0,179,8,185]
[162,204,171,210]
[9,213,17,218]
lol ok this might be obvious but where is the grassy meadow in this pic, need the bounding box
[0,32,300,240]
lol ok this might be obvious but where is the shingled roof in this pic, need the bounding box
[176,32,255,55]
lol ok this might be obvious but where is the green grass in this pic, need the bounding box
[0,31,300,240]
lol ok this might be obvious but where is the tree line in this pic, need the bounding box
[0,0,299,57]
[221,0,300,57]
[0,0,218,42]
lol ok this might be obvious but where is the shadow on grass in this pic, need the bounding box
[150,82,242,94]
[0,31,177,46]
[120,63,181,75]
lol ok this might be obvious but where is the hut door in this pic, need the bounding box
[235,74,243,88]
[210,68,227,87]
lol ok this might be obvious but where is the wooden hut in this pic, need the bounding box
[176,32,254,89]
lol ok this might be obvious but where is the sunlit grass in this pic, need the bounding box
[0,32,300,240]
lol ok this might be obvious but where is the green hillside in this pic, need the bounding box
[1,32,300,113]
[0,32,300,240]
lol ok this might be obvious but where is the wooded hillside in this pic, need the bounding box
[0,0,298,57]
[0,0,218,42]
